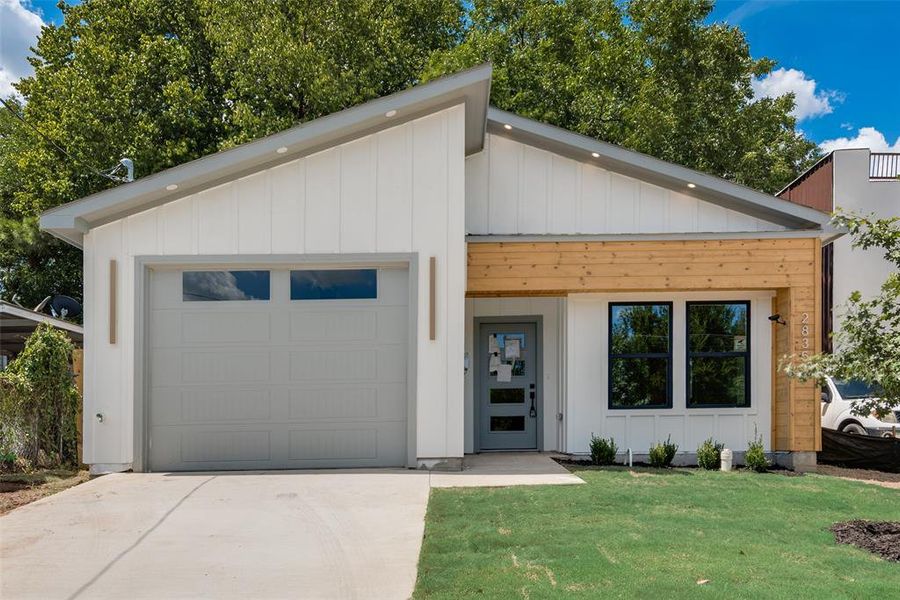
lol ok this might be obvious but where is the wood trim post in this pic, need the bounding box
[109,259,117,345]
[429,256,436,340]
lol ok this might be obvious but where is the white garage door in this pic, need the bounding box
[147,265,409,471]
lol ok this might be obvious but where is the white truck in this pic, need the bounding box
[821,377,899,438]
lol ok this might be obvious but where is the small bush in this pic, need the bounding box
[589,434,617,465]
[0,323,80,467]
[744,436,769,472]
[648,435,678,468]
[696,438,724,470]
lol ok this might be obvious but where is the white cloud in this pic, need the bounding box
[752,67,841,121]
[0,0,44,97]
[819,127,900,153]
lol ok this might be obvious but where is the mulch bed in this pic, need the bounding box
[831,520,900,562]
[551,457,800,475]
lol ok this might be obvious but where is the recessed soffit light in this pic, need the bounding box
[385,109,397,118]
[591,152,600,158]
[276,146,288,154]
[165,184,178,191]
[503,123,512,130]
[687,183,697,189]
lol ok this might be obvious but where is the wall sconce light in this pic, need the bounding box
[768,314,787,326]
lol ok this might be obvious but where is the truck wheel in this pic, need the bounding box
[840,422,867,435]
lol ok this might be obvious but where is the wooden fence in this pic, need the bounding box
[73,349,84,466]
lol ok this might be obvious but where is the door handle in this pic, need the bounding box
[529,383,536,418]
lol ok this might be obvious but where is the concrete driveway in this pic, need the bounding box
[1,471,431,600]
[0,455,580,599]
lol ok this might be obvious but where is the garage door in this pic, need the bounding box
[146,265,409,471]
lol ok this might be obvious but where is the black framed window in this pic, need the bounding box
[608,302,672,409]
[290,269,377,300]
[687,301,750,408]
[182,270,270,301]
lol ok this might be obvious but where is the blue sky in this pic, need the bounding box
[2,0,898,151]
[708,1,899,151]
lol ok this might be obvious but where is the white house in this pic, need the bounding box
[41,65,835,474]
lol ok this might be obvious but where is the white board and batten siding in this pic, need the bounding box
[566,292,774,456]
[81,105,466,467]
[466,134,788,235]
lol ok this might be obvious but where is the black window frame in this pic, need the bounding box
[608,301,674,410]
[686,300,751,409]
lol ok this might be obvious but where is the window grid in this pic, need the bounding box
[686,300,751,409]
[607,301,673,410]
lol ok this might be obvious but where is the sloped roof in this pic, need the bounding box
[41,63,831,247]
[486,108,830,230]
[40,64,493,247]
[0,301,83,354]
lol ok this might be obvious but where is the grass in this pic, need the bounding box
[0,468,89,515]
[414,467,900,599]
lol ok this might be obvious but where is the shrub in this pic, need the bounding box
[589,434,618,465]
[744,436,769,472]
[648,436,678,468]
[696,438,724,470]
[0,323,80,467]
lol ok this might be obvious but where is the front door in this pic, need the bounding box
[478,322,538,450]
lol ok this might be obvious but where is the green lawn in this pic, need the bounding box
[414,467,900,599]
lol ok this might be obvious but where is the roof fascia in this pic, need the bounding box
[487,107,830,230]
[41,64,493,246]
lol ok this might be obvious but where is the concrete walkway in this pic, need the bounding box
[0,454,580,600]
[432,452,584,488]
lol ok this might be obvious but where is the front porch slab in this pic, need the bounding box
[430,452,584,488]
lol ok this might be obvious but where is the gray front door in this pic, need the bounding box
[478,322,538,450]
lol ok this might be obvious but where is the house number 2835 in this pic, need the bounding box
[799,312,810,358]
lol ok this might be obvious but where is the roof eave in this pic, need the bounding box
[0,302,84,335]
[487,107,831,230]
[41,64,493,245]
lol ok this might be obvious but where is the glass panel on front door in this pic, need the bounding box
[479,322,538,451]
[490,388,525,404]
[490,416,526,432]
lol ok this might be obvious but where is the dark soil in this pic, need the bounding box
[551,456,802,475]
[831,520,900,562]
[0,469,89,515]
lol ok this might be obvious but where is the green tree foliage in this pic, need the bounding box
[423,0,819,193]
[0,0,464,307]
[785,211,900,418]
[1,0,819,308]
[0,323,80,466]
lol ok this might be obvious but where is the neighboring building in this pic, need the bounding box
[778,149,900,350]
[0,300,84,369]
[41,65,834,474]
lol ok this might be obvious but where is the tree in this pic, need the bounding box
[422,0,819,194]
[0,0,464,308]
[785,211,900,418]
[0,323,80,466]
[1,0,821,309]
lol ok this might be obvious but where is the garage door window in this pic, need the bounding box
[291,269,377,300]
[182,271,270,301]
